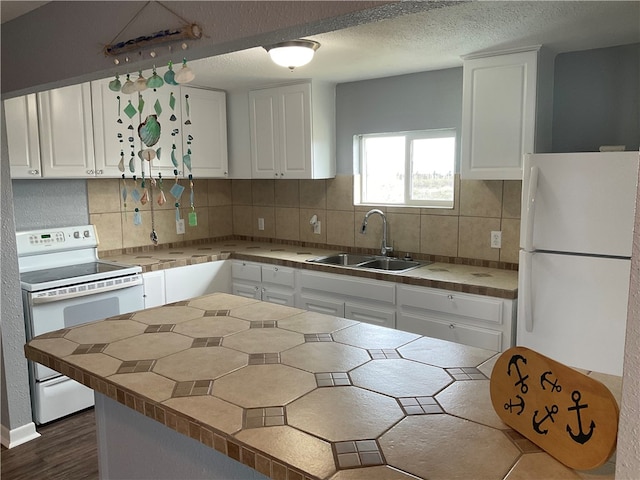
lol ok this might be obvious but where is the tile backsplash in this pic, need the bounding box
[88,175,520,265]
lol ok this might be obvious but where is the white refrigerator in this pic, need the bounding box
[518,151,639,376]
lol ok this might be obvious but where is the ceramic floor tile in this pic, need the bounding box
[230,302,305,321]
[281,342,370,373]
[130,305,205,325]
[153,346,247,381]
[329,465,422,480]
[104,332,192,361]
[332,323,420,350]
[186,292,259,311]
[212,364,316,408]
[277,311,358,334]
[436,379,507,429]
[163,395,243,435]
[350,359,452,398]
[173,316,250,338]
[479,352,500,377]
[379,415,520,480]
[587,371,623,406]
[222,328,304,354]
[108,372,176,402]
[505,452,583,480]
[63,352,123,377]
[64,319,147,344]
[398,336,496,368]
[287,386,404,442]
[236,425,336,480]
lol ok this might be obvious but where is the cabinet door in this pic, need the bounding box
[181,87,228,178]
[461,49,538,180]
[278,83,312,179]
[298,293,345,317]
[4,94,41,178]
[249,89,279,178]
[142,271,166,308]
[39,83,96,177]
[345,303,395,329]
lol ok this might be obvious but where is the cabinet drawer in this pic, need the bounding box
[398,285,502,325]
[232,262,262,282]
[298,294,345,317]
[345,303,395,329]
[300,271,395,304]
[261,265,295,288]
[398,313,502,352]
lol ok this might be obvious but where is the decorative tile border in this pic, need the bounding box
[446,367,487,381]
[304,333,333,342]
[205,309,231,317]
[116,360,155,374]
[250,321,278,328]
[368,349,401,359]
[172,380,213,398]
[334,440,384,469]
[192,337,223,348]
[72,343,108,355]
[315,372,351,387]
[244,407,287,428]
[248,353,281,365]
[398,396,444,415]
[144,324,175,333]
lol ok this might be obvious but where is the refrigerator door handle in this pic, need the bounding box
[521,251,534,332]
[523,165,539,252]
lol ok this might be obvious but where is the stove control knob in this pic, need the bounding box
[84,230,91,238]
[73,231,80,239]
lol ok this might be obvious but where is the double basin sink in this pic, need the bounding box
[307,253,428,273]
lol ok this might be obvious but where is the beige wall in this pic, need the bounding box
[89,175,521,265]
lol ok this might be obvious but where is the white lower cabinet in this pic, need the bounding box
[396,284,515,352]
[164,261,231,304]
[231,261,296,306]
[142,271,166,309]
[298,270,396,328]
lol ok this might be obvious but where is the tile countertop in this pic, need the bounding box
[24,293,620,480]
[102,240,518,299]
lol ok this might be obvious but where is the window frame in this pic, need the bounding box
[358,128,456,209]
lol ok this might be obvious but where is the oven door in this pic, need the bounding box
[25,279,144,381]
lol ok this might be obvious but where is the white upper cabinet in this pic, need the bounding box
[38,83,96,178]
[180,86,228,178]
[4,94,42,178]
[249,81,335,179]
[460,46,551,180]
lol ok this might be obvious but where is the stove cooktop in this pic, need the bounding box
[20,261,140,291]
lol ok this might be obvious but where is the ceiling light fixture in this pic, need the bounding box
[264,39,320,70]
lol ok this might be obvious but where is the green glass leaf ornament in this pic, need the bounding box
[154,99,162,116]
[124,100,137,119]
[170,147,178,168]
[138,96,145,114]
[118,152,125,172]
[138,115,161,147]
[169,92,176,110]
[156,147,161,160]
[183,153,192,172]
[128,154,136,173]
[164,61,178,86]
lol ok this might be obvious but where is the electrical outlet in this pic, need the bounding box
[258,218,265,231]
[313,221,321,235]
[491,230,502,249]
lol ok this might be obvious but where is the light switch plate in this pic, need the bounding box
[176,219,185,235]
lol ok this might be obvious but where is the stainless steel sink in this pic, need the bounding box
[307,253,375,266]
[307,253,427,273]
[358,258,423,272]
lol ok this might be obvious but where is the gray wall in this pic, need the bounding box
[552,43,640,152]
[335,68,463,175]
[12,180,89,232]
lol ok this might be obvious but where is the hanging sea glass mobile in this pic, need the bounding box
[157,172,167,206]
[121,174,128,219]
[188,174,197,227]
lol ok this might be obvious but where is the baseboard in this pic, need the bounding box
[1,421,40,449]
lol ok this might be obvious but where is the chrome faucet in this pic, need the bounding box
[360,209,393,256]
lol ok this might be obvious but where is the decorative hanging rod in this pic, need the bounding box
[104,23,202,57]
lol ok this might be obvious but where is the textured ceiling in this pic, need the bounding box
[189,1,640,91]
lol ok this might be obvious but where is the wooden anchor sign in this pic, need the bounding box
[490,347,619,470]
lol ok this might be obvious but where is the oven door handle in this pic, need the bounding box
[31,276,142,304]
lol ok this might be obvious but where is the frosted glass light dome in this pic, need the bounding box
[265,40,320,70]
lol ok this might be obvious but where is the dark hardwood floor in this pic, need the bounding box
[1,409,98,480]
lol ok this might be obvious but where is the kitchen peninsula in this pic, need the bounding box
[24,292,620,480]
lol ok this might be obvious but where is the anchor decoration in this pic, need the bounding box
[540,371,562,392]
[507,354,529,394]
[566,390,595,444]
[532,404,559,435]
[504,395,525,415]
